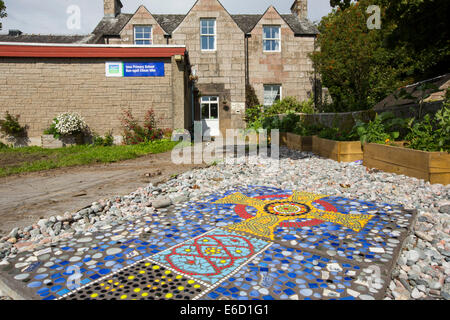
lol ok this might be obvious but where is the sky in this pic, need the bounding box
[0,0,333,35]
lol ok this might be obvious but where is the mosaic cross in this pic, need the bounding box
[213,191,375,240]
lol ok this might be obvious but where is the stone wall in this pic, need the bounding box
[109,6,167,45]
[248,6,316,105]
[0,56,187,146]
[170,0,246,135]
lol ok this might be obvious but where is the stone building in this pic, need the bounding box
[0,0,318,141]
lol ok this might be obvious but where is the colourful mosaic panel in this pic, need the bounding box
[0,213,214,300]
[180,186,414,267]
[201,243,387,301]
[151,229,270,285]
[61,260,207,300]
[0,186,414,300]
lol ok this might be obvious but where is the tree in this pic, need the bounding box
[330,0,355,10]
[330,0,449,81]
[380,0,450,80]
[311,0,405,112]
[0,0,6,30]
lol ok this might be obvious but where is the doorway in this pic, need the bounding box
[201,96,220,137]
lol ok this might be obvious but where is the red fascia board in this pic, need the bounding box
[0,45,186,58]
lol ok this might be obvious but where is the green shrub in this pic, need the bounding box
[355,112,407,144]
[245,84,260,109]
[244,105,263,128]
[318,126,358,141]
[405,106,450,152]
[265,97,315,116]
[293,121,325,136]
[120,108,164,145]
[0,141,9,149]
[92,131,114,147]
[43,118,61,139]
[0,111,27,138]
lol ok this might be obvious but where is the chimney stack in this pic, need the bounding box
[291,0,308,19]
[9,29,23,36]
[104,0,123,18]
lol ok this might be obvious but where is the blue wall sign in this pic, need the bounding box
[123,62,165,77]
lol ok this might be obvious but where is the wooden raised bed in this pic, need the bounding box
[286,133,313,151]
[312,136,363,162]
[279,132,288,146]
[363,143,450,185]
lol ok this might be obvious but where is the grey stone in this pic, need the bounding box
[439,205,450,214]
[30,229,41,238]
[406,250,420,265]
[7,228,19,239]
[37,219,48,229]
[152,198,172,209]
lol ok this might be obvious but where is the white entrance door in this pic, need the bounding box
[201,96,220,137]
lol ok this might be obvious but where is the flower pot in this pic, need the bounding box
[41,135,63,149]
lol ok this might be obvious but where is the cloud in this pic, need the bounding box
[1,0,332,34]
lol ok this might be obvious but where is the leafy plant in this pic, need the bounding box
[43,119,61,139]
[244,105,263,127]
[0,141,8,149]
[405,106,450,152]
[293,121,325,136]
[246,84,260,109]
[120,108,164,145]
[318,126,358,141]
[265,97,315,116]
[0,111,27,138]
[355,112,406,144]
[92,131,114,147]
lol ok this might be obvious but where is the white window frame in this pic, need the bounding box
[200,19,216,52]
[201,96,219,120]
[263,25,281,52]
[263,85,282,106]
[134,25,153,45]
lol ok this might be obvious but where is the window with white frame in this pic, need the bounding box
[200,19,216,51]
[264,85,282,106]
[263,26,281,52]
[134,26,152,45]
[201,96,219,119]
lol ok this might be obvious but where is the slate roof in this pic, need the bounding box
[0,34,94,44]
[0,10,318,45]
[92,13,133,37]
[91,12,318,38]
[374,74,450,111]
[153,15,187,35]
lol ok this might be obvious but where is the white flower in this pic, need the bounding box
[54,112,87,135]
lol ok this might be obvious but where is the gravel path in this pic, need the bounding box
[0,146,448,300]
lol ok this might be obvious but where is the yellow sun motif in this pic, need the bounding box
[213,191,374,240]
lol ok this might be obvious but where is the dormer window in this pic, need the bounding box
[200,19,216,51]
[263,26,281,52]
[134,26,152,45]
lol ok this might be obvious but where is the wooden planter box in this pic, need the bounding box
[279,132,288,146]
[363,143,450,185]
[286,133,313,151]
[312,136,363,162]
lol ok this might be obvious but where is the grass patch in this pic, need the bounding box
[0,140,179,177]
